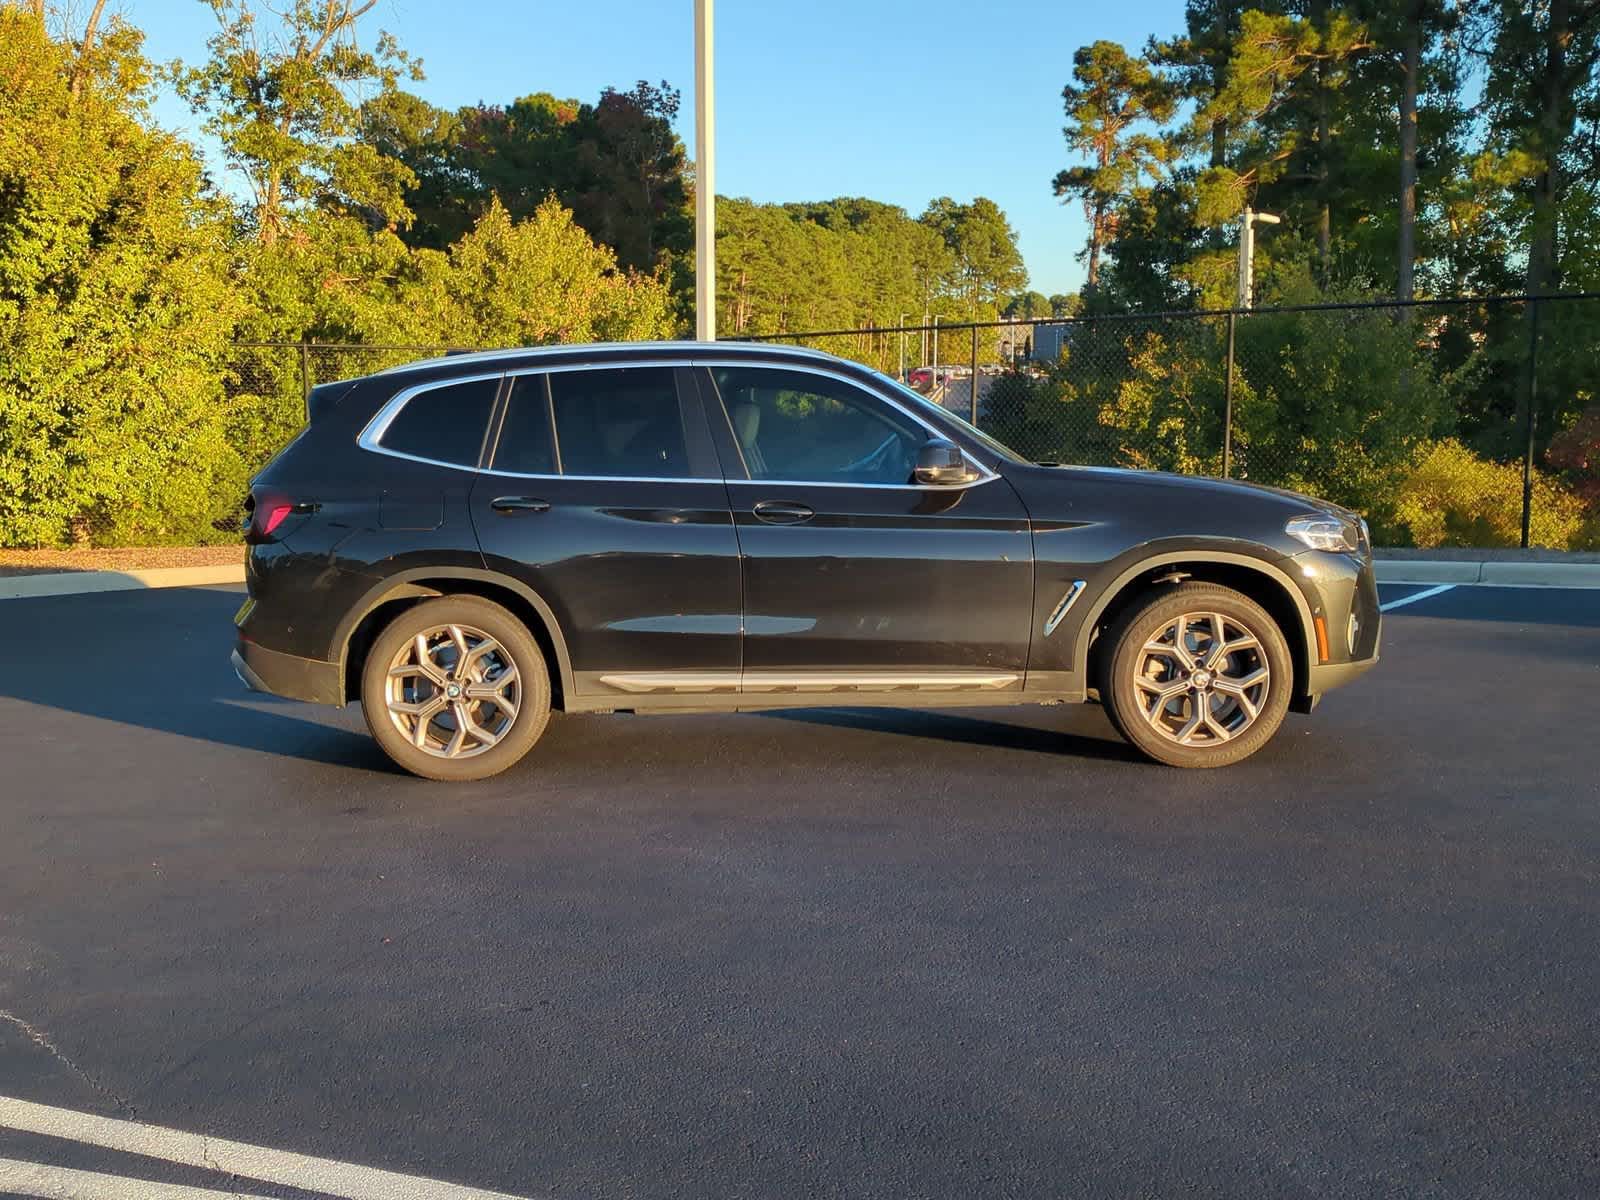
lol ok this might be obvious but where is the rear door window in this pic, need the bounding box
[549,367,691,479]
[491,375,558,475]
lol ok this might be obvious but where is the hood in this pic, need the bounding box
[1038,464,1352,518]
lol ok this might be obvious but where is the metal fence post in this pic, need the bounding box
[1521,298,1542,549]
[1223,311,1236,479]
[299,342,312,420]
[969,325,980,425]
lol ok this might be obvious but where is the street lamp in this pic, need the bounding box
[694,0,715,340]
[1237,208,1280,309]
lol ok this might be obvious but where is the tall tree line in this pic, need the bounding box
[0,0,680,546]
[1053,1,1600,310]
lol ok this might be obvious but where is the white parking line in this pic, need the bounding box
[1379,583,1456,612]
[0,1096,538,1200]
[0,1157,275,1199]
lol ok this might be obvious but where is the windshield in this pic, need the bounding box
[871,370,1030,465]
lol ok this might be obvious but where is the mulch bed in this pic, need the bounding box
[0,546,244,578]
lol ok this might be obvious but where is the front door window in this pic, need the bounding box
[709,367,923,485]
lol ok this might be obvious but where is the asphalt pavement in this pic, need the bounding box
[0,582,1596,1198]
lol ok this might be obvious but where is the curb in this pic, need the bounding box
[1375,559,1600,588]
[0,564,245,601]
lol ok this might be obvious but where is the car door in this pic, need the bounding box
[697,362,1034,695]
[469,362,743,703]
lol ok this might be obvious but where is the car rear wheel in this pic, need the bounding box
[1101,583,1292,769]
[360,596,551,781]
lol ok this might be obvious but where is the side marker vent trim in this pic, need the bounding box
[1043,580,1087,638]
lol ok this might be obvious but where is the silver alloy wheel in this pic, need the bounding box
[384,623,520,759]
[1132,611,1271,747]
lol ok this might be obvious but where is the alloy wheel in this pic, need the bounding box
[1131,611,1271,747]
[383,623,520,759]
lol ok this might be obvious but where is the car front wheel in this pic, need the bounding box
[1101,583,1292,769]
[360,595,551,781]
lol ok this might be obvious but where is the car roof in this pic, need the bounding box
[376,339,844,376]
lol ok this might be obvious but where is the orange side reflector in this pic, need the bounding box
[1313,615,1331,663]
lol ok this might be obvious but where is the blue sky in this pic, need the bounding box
[133,0,1188,295]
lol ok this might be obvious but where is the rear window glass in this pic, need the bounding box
[379,377,499,467]
[550,367,689,478]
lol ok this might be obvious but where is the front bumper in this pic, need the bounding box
[232,640,342,706]
[1306,653,1379,695]
[1286,548,1381,709]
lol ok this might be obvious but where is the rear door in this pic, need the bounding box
[469,363,742,704]
[697,362,1034,695]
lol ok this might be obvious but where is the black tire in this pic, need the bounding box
[360,595,551,781]
[1100,582,1292,769]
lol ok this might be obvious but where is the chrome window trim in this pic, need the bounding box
[356,371,505,472]
[375,340,842,376]
[363,357,1000,489]
[474,469,1001,492]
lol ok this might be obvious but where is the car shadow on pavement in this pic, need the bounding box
[759,706,1144,762]
[0,674,399,773]
[0,586,405,773]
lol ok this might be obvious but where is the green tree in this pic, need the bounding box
[919,196,1027,313]
[174,0,422,243]
[387,83,692,287]
[569,82,692,277]
[1052,41,1176,290]
[358,89,475,250]
[0,5,243,546]
[439,198,676,346]
[1475,0,1600,296]
[1004,291,1054,320]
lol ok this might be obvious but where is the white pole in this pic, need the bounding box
[1238,208,1279,310]
[694,0,715,340]
[1238,207,1254,310]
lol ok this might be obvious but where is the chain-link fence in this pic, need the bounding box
[752,295,1600,550]
[219,299,1600,551]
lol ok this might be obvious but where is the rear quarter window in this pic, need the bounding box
[376,377,501,468]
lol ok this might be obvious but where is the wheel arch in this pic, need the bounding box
[333,567,575,709]
[1076,550,1317,702]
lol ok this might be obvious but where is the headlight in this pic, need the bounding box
[1286,513,1361,554]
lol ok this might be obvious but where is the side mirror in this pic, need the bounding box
[913,437,974,486]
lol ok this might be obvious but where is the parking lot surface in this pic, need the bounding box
[0,582,1596,1197]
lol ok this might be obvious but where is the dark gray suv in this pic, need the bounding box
[232,341,1379,780]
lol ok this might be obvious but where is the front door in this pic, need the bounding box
[698,363,1034,697]
[469,364,742,703]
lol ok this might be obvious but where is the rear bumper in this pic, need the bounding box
[232,640,342,706]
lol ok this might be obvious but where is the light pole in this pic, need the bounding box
[694,0,715,340]
[1236,207,1280,309]
[899,313,909,380]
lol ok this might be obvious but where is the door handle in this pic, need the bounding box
[490,496,550,514]
[752,500,814,525]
